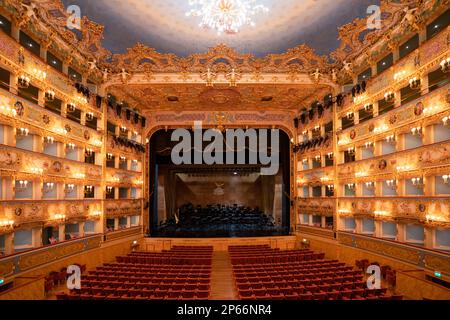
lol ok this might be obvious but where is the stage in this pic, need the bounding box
[141,235,298,252]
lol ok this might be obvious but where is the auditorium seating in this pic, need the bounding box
[230,245,402,300]
[56,246,212,300]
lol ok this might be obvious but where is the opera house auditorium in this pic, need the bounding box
[0,0,449,303]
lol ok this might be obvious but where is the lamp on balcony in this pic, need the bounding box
[384,91,395,102]
[346,183,356,190]
[86,112,94,121]
[411,177,424,188]
[17,128,29,136]
[67,103,76,112]
[442,116,449,126]
[45,89,55,101]
[411,126,422,136]
[364,103,373,111]
[440,58,450,73]
[347,147,355,155]
[385,135,395,143]
[44,136,54,144]
[364,141,374,149]
[44,182,55,193]
[18,75,30,88]
[16,180,29,190]
[386,179,396,189]
[365,181,375,190]
[442,175,449,185]
[64,184,75,193]
[409,77,421,90]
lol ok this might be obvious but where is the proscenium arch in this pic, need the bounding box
[144,125,295,236]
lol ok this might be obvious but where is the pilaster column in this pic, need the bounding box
[114,218,119,231]
[58,224,65,241]
[424,227,434,249]
[4,233,14,255]
[32,228,42,248]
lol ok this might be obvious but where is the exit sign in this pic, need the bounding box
[434,271,442,278]
[0,279,4,285]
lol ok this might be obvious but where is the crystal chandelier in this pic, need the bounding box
[186,0,269,35]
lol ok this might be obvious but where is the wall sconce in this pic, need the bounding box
[91,211,101,217]
[85,148,93,156]
[32,68,46,80]
[302,130,308,136]
[0,104,17,117]
[119,156,126,162]
[364,103,373,111]
[133,131,138,137]
[314,155,321,162]
[302,158,308,164]
[313,125,320,132]
[411,177,424,188]
[347,147,355,155]
[17,128,29,136]
[326,152,334,159]
[17,180,29,190]
[440,58,450,73]
[31,167,43,174]
[338,209,350,214]
[85,185,94,192]
[411,126,422,136]
[384,91,395,102]
[44,136,54,144]
[18,75,30,88]
[54,214,66,221]
[346,112,354,120]
[86,112,94,121]
[64,184,75,193]
[67,143,76,150]
[45,89,55,101]
[106,153,113,160]
[74,173,85,179]
[385,135,395,143]
[120,126,127,133]
[409,77,421,90]
[426,214,444,223]
[374,210,389,217]
[442,175,449,185]
[364,142,374,149]
[365,181,376,190]
[386,179,396,189]
[55,127,68,135]
[0,219,14,229]
[326,185,334,191]
[106,186,113,194]
[442,116,449,126]
[346,183,356,190]
[67,103,76,112]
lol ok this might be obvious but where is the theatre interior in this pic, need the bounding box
[0,0,449,301]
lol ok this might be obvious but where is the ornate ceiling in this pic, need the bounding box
[61,0,378,57]
[108,83,332,114]
[3,0,441,113]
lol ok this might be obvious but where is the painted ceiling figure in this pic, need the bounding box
[21,1,37,20]
[311,68,322,82]
[330,69,338,83]
[102,68,109,82]
[401,7,420,30]
[120,68,130,83]
[342,60,353,75]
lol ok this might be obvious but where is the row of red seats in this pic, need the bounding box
[57,246,213,300]
[231,253,325,264]
[229,246,397,301]
[117,256,212,265]
[58,289,210,300]
[239,288,402,300]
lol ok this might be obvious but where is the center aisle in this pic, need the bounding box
[209,251,237,300]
